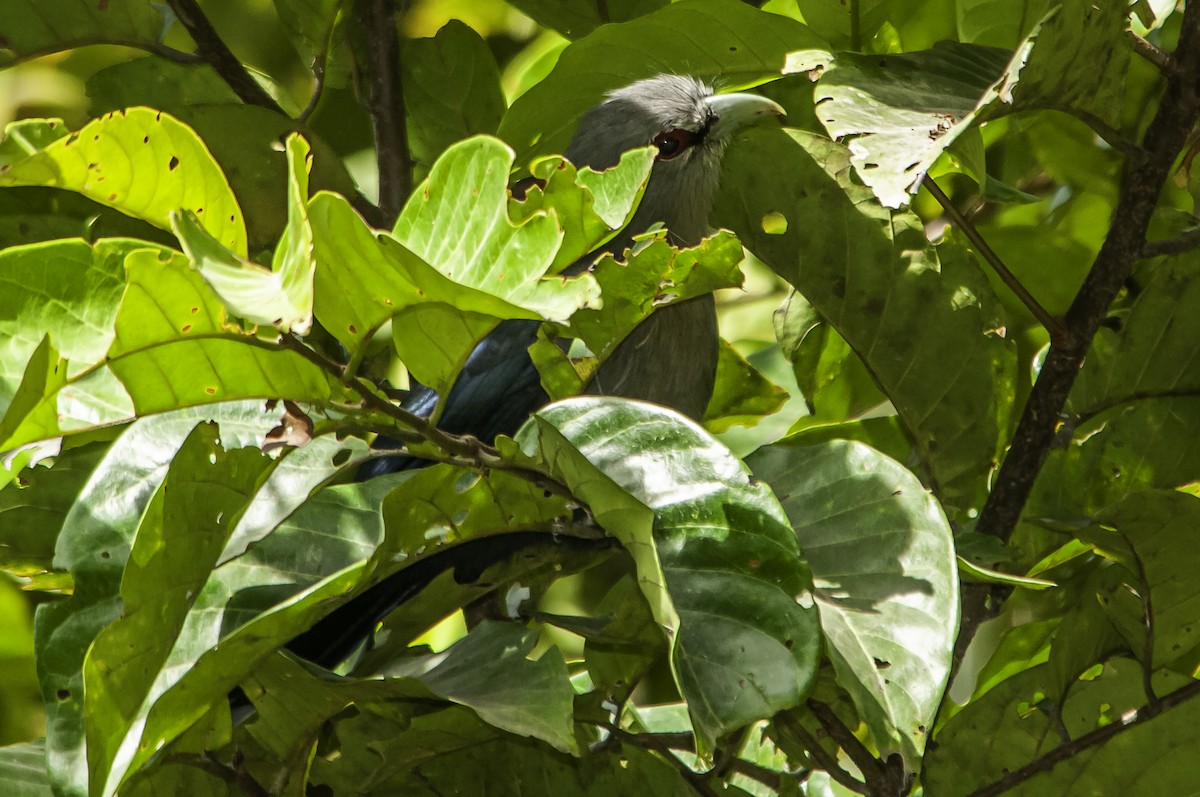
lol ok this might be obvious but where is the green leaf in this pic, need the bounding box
[499,0,830,161]
[748,441,958,767]
[33,404,285,797]
[0,119,69,164]
[519,397,820,751]
[0,238,131,418]
[774,290,887,426]
[308,190,532,397]
[515,147,655,272]
[0,1,166,57]
[533,231,745,400]
[0,109,247,256]
[714,128,1016,510]
[0,440,107,576]
[1086,491,1200,670]
[169,134,315,334]
[382,621,577,753]
[402,20,506,176]
[392,135,600,322]
[1074,256,1200,416]
[0,742,53,797]
[815,42,1011,207]
[504,0,668,39]
[0,248,356,450]
[85,422,274,796]
[309,704,693,796]
[703,339,789,434]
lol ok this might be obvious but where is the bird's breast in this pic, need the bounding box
[586,294,718,421]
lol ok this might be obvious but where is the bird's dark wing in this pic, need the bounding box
[357,318,546,479]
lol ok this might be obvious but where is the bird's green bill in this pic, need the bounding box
[705,92,786,141]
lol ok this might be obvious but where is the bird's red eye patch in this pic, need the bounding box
[652,128,697,160]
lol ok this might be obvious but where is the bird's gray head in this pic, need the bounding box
[565,75,784,248]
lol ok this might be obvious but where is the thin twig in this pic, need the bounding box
[1072,388,1200,427]
[806,700,902,796]
[275,334,580,503]
[1127,29,1174,76]
[298,53,327,124]
[967,679,1200,797]
[166,0,285,114]
[353,0,412,224]
[1070,109,1142,158]
[1142,227,1200,258]
[923,177,1067,344]
[8,38,202,63]
[774,713,868,795]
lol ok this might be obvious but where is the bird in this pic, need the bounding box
[286,75,785,671]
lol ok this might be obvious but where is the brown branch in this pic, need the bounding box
[774,713,868,795]
[967,678,1200,797]
[924,177,1067,345]
[808,700,906,797]
[1127,29,1174,76]
[1142,227,1200,258]
[165,0,285,114]
[353,0,412,224]
[974,4,1200,548]
[165,753,271,797]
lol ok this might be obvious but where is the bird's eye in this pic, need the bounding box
[652,129,695,160]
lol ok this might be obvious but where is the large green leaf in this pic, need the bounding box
[517,397,820,751]
[85,423,274,797]
[33,403,284,797]
[748,441,959,767]
[0,440,108,575]
[816,0,1130,207]
[1073,256,1200,416]
[392,135,600,321]
[0,110,246,255]
[0,1,166,58]
[498,0,830,161]
[381,621,577,753]
[713,128,1016,510]
[402,20,506,176]
[815,42,1011,207]
[308,190,530,397]
[0,248,356,451]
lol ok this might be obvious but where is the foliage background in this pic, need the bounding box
[0,0,1197,796]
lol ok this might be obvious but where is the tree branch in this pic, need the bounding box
[774,712,868,795]
[165,0,285,114]
[974,4,1200,550]
[1142,227,1200,258]
[924,176,1067,345]
[1127,29,1174,76]
[967,678,1200,797]
[353,0,412,224]
[808,700,906,797]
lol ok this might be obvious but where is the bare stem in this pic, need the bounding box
[353,0,412,224]
[1142,227,1200,258]
[924,176,1067,345]
[165,0,285,114]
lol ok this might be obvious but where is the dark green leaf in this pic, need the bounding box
[749,441,958,767]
